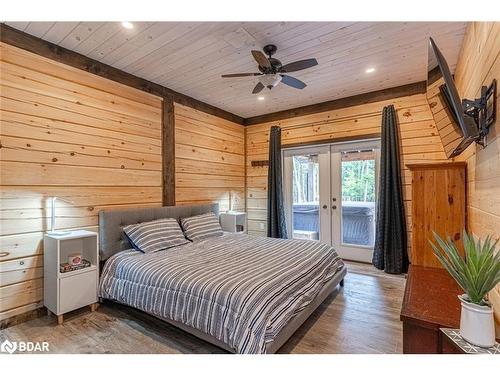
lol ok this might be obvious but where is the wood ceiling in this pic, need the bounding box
[4,22,468,118]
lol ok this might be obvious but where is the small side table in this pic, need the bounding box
[220,211,247,233]
[44,230,99,324]
[440,328,500,354]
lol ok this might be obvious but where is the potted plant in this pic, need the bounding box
[430,230,500,348]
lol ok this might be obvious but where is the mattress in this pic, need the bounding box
[99,233,344,354]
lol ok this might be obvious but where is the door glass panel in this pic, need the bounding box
[340,149,376,247]
[292,154,319,241]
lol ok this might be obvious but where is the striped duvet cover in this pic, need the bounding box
[99,233,344,354]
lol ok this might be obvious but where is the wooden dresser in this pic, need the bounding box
[406,162,467,268]
[400,265,461,353]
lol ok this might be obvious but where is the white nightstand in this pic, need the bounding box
[43,230,99,324]
[220,211,247,233]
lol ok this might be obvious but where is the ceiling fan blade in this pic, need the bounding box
[280,74,307,89]
[221,73,262,78]
[281,58,318,73]
[252,82,265,94]
[251,50,271,68]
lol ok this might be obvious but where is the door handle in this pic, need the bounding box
[322,204,328,209]
[332,205,337,209]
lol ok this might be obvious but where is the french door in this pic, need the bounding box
[283,140,380,262]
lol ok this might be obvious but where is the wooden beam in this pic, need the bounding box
[281,133,381,149]
[244,82,427,125]
[0,23,245,125]
[162,95,176,206]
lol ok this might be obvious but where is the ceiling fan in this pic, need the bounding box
[221,44,318,94]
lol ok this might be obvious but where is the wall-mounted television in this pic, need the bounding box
[427,37,479,158]
[427,37,496,158]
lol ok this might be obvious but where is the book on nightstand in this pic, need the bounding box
[59,259,91,273]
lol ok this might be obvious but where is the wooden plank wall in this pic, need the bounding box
[174,103,245,212]
[245,93,448,251]
[0,42,163,321]
[452,22,500,334]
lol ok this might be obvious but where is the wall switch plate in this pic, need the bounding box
[259,222,265,230]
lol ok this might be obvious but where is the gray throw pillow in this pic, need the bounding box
[181,212,223,241]
[123,218,189,253]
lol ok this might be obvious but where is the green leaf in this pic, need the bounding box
[430,230,500,305]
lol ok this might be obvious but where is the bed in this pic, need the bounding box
[98,203,346,354]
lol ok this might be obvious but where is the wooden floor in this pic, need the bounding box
[0,262,406,354]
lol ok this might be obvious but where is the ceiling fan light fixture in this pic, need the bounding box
[257,96,265,101]
[365,67,376,74]
[221,45,317,94]
[259,74,282,89]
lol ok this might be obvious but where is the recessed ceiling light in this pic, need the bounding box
[257,96,265,101]
[365,67,376,73]
[121,22,134,30]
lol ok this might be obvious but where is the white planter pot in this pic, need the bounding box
[459,294,496,348]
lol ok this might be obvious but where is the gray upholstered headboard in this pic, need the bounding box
[98,203,219,261]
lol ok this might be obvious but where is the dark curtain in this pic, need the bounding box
[372,105,409,274]
[267,126,288,238]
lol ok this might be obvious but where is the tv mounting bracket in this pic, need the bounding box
[462,78,497,147]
